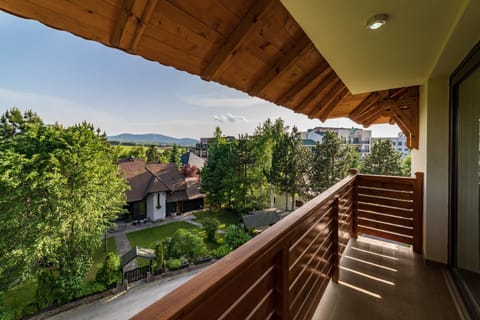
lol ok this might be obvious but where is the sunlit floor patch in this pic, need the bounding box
[344,255,398,272]
[350,246,399,261]
[338,280,382,299]
[340,266,395,286]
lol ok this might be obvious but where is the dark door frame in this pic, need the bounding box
[449,40,480,318]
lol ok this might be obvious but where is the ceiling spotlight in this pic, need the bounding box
[366,14,388,30]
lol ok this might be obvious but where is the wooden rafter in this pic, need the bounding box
[278,61,331,105]
[249,35,312,95]
[295,72,338,113]
[201,0,274,81]
[111,0,158,51]
[312,83,348,120]
[348,93,378,121]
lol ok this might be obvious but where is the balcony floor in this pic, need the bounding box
[313,236,459,319]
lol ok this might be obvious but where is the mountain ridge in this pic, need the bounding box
[107,133,198,146]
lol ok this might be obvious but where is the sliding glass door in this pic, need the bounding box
[452,43,480,316]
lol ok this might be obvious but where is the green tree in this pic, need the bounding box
[95,252,121,286]
[360,140,403,176]
[154,241,165,270]
[146,145,160,163]
[0,107,43,140]
[310,131,357,193]
[224,225,251,249]
[202,217,220,242]
[169,229,207,260]
[402,153,412,176]
[169,144,180,165]
[131,144,146,159]
[0,109,128,301]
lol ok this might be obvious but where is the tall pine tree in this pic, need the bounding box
[360,139,403,176]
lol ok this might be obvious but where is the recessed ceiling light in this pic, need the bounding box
[366,14,388,30]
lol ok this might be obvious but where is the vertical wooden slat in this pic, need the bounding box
[349,169,358,238]
[413,172,424,253]
[274,246,290,319]
[331,196,339,283]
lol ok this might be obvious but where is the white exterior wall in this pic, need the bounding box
[146,192,166,221]
[307,131,323,143]
[412,77,450,264]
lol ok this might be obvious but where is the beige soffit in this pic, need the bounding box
[281,0,467,94]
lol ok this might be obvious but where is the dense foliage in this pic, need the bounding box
[0,108,128,301]
[360,140,404,176]
[224,225,251,249]
[202,217,220,242]
[310,131,357,193]
[169,229,208,260]
[95,252,121,286]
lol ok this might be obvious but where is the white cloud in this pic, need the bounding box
[213,113,248,123]
[183,94,265,108]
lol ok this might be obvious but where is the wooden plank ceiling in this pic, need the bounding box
[0,0,419,148]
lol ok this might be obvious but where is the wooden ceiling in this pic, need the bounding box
[0,0,419,148]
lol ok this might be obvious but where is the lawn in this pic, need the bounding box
[127,221,220,267]
[193,209,241,229]
[86,236,117,281]
[127,221,199,249]
[0,280,37,319]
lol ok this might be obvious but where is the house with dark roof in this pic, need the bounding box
[118,158,204,221]
[180,151,205,170]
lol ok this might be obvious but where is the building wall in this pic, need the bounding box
[412,77,450,264]
[146,192,166,221]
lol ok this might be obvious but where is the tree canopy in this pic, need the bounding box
[360,139,403,176]
[0,108,128,300]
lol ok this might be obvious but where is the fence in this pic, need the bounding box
[124,265,151,284]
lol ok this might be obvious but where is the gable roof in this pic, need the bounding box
[118,159,186,203]
[242,211,280,230]
[180,152,205,169]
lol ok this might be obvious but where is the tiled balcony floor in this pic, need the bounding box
[313,236,459,319]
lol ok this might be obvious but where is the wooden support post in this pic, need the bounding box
[274,246,290,319]
[413,172,424,254]
[331,196,340,283]
[349,169,358,239]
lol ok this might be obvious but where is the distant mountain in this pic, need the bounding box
[107,133,198,146]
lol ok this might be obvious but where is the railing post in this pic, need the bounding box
[349,169,358,239]
[331,196,340,283]
[413,172,424,254]
[275,246,290,319]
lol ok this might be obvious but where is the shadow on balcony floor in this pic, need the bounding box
[313,236,459,319]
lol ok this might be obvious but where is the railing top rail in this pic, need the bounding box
[132,173,357,320]
[357,173,419,185]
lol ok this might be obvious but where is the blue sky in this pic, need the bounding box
[0,11,400,139]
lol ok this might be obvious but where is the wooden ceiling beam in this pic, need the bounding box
[318,87,350,122]
[310,83,348,120]
[249,35,312,96]
[278,61,331,106]
[376,97,418,108]
[294,72,338,113]
[201,0,274,81]
[348,93,378,121]
[111,0,158,51]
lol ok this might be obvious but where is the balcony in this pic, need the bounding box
[131,171,456,320]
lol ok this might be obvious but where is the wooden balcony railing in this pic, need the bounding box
[132,171,423,320]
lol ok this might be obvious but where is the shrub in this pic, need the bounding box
[224,225,251,249]
[202,217,220,241]
[167,259,182,270]
[36,269,58,309]
[95,252,121,286]
[213,245,231,259]
[169,229,207,260]
[154,241,165,270]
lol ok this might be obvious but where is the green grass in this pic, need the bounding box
[86,237,117,281]
[127,221,199,249]
[193,210,241,229]
[1,280,37,319]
